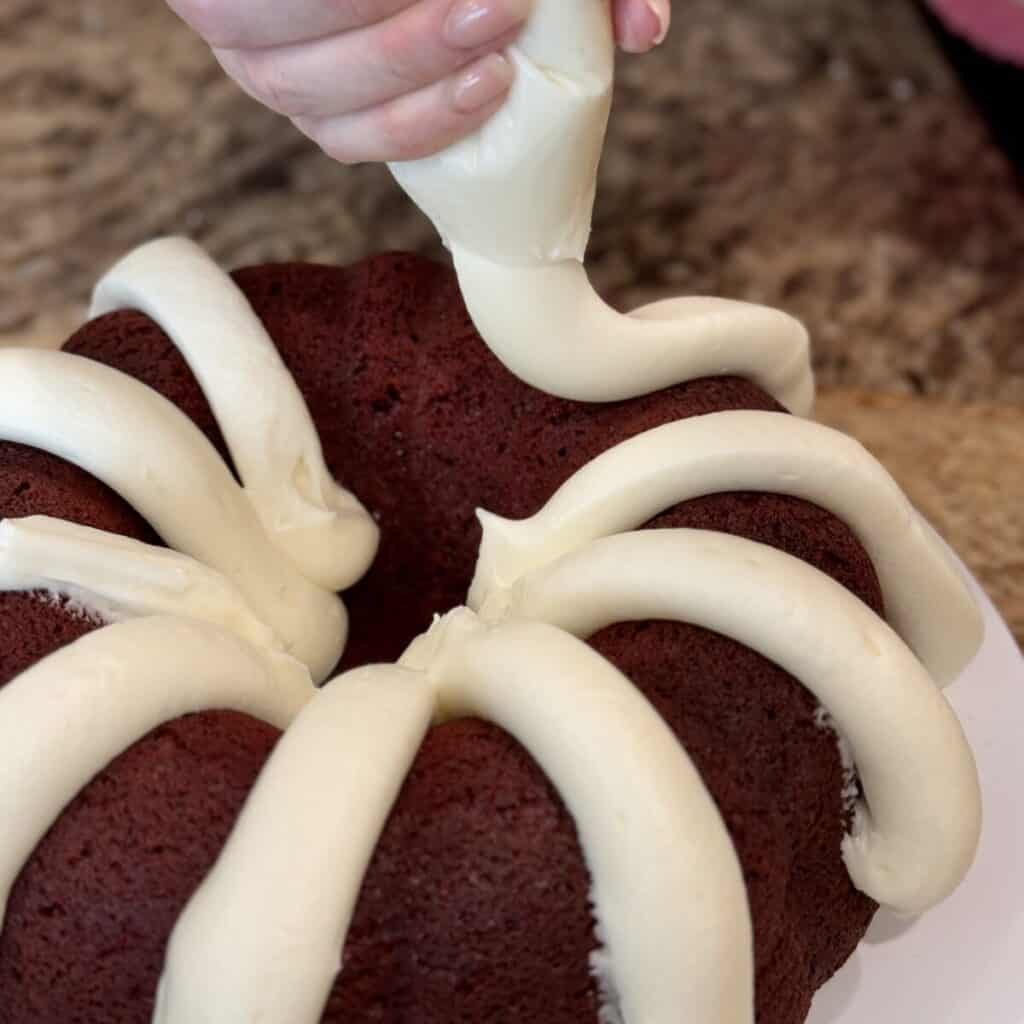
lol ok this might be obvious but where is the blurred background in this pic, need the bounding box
[1,0,1021,642]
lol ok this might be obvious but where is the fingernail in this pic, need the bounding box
[452,52,514,112]
[444,0,531,50]
[620,0,670,53]
[647,0,671,45]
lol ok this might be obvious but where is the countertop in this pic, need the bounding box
[1,0,1021,646]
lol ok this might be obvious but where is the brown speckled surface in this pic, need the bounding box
[0,0,1021,642]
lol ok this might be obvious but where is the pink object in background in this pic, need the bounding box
[926,0,1024,66]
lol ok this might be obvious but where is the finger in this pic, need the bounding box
[215,0,529,121]
[295,52,514,164]
[167,0,417,49]
[614,0,670,53]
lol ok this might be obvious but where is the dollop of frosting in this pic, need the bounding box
[469,410,984,686]
[156,610,753,1024]
[0,616,313,927]
[389,0,814,411]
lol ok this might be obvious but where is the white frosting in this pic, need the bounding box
[390,0,614,265]
[90,237,379,592]
[453,252,814,409]
[469,410,983,686]
[0,616,313,927]
[154,665,433,1024]
[478,529,982,913]
[156,610,753,1024]
[0,348,345,682]
[0,516,285,654]
[389,0,814,410]
[406,612,753,1023]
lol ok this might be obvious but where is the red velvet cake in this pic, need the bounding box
[0,240,982,1024]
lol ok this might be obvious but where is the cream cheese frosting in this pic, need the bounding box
[390,0,613,265]
[0,347,346,683]
[451,253,814,409]
[469,410,984,686]
[0,616,313,928]
[476,530,982,914]
[156,611,753,1024]
[90,237,379,592]
[389,0,814,410]
[151,513,982,1021]
[153,665,435,1024]
[0,516,285,655]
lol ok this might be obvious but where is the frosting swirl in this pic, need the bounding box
[476,529,981,914]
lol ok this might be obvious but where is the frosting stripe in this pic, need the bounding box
[403,612,754,1024]
[0,516,284,655]
[0,348,345,682]
[154,666,434,1024]
[453,250,815,412]
[469,410,982,686]
[91,237,379,592]
[157,611,755,1024]
[481,529,982,913]
[0,617,313,927]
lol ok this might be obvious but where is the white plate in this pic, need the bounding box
[809,577,1024,1023]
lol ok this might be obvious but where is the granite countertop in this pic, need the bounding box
[1,0,1021,644]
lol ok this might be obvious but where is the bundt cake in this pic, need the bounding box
[0,237,982,1023]
[0,1,984,1019]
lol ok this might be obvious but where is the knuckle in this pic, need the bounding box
[239,51,309,117]
[375,20,425,91]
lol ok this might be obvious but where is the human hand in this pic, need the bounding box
[168,0,671,164]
